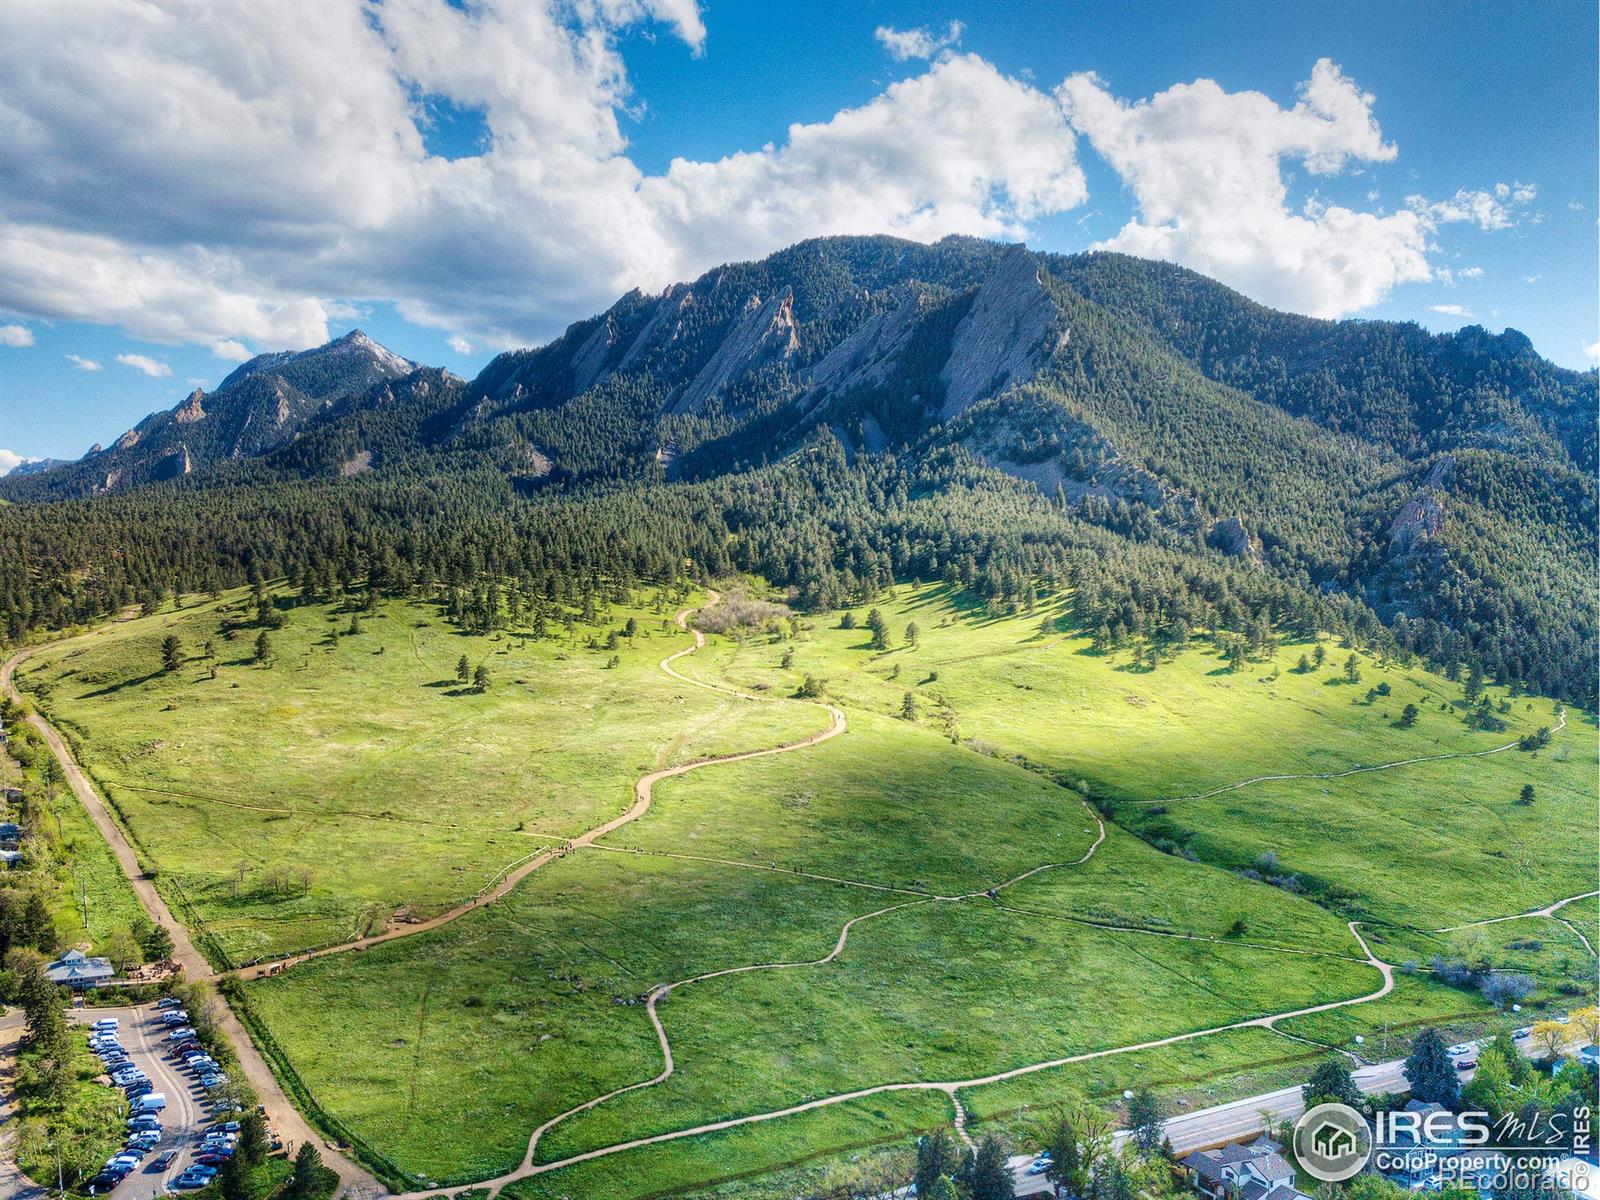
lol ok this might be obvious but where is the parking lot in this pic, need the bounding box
[71,1002,242,1197]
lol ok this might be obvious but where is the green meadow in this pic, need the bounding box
[15,587,819,960]
[18,581,1596,1197]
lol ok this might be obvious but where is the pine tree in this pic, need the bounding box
[254,629,272,663]
[901,691,916,720]
[1303,1056,1363,1110]
[1404,1028,1461,1107]
[866,607,890,650]
[289,1142,325,1199]
[914,1130,959,1200]
[1127,1086,1164,1155]
[473,664,490,691]
[457,654,470,683]
[161,634,182,672]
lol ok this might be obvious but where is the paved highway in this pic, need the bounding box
[1005,1030,1590,1196]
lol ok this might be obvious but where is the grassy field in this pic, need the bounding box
[682,584,1592,929]
[20,581,1597,1198]
[16,587,819,960]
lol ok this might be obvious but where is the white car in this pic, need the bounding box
[1446,1042,1475,1056]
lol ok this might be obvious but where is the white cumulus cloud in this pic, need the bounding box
[1058,59,1434,318]
[0,449,38,476]
[0,5,1535,351]
[116,352,171,377]
[0,322,33,346]
[66,353,101,370]
[1429,303,1471,317]
[447,334,473,354]
[212,340,251,361]
[875,21,964,62]
[1407,183,1536,231]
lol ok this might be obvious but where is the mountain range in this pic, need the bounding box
[2,235,1593,701]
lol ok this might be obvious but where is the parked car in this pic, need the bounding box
[127,1116,161,1132]
[152,1149,179,1168]
[1457,1058,1478,1070]
[1446,1042,1475,1056]
[156,996,182,1009]
[1027,1154,1053,1176]
[1513,1026,1532,1039]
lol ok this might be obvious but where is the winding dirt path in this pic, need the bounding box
[7,604,1581,1200]
[234,595,846,981]
[1434,890,1599,957]
[403,921,1393,1198]
[1129,711,1568,806]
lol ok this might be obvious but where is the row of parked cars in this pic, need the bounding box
[85,997,245,1193]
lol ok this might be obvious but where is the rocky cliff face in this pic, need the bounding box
[7,330,419,498]
[939,246,1063,418]
[672,290,799,414]
[1386,456,1453,555]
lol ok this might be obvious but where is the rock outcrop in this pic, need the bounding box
[939,246,1062,418]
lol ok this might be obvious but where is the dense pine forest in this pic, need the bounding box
[2,235,1594,705]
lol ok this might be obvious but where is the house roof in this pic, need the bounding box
[45,950,115,984]
[1183,1138,1288,1186]
[1250,1153,1296,1183]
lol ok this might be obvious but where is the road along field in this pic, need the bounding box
[13,582,1597,1198]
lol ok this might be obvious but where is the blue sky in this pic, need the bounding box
[0,0,1593,465]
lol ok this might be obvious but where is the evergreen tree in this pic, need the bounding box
[866,607,890,650]
[901,691,917,720]
[1303,1057,1363,1110]
[1044,1115,1081,1197]
[1400,703,1419,727]
[969,1134,1016,1200]
[914,1130,958,1199]
[1127,1087,1164,1156]
[161,634,182,672]
[237,1111,270,1166]
[1404,1028,1461,1107]
[289,1142,325,1199]
[473,664,490,691]
[254,629,272,663]
[456,654,470,683]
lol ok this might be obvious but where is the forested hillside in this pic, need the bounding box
[2,236,1593,702]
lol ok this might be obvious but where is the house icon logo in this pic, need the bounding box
[1295,1103,1371,1182]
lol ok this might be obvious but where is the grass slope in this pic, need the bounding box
[17,588,819,960]
[22,581,1597,1199]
